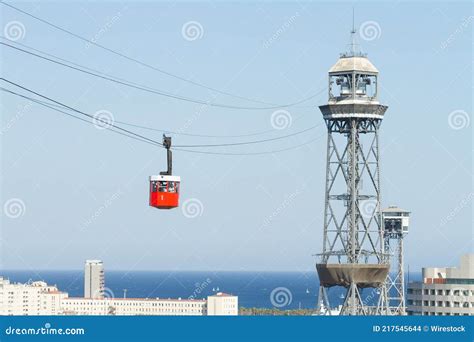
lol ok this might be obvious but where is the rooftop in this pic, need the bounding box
[329,56,378,74]
[382,206,410,213]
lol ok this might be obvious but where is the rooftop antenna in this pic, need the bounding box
[344,7,365,57]
[352,7,355,33]
[350,8,357,56]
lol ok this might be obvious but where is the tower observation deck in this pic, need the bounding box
[316,28,390,315]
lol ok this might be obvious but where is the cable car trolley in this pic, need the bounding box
[149,135,180,209]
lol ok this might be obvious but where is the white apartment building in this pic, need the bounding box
[0,276,238,316]
[207,292,238,315]
[62,297,208,316]
[406,254,474,316]
[0,277,67,315]
[84,260,104,299]
[62,292,237,316]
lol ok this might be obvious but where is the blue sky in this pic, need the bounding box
[1,1,472,272]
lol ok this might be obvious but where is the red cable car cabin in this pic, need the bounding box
[149,174,180,209]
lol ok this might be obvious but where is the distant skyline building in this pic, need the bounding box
[0,261,238,316]
[406,254,473,316]
[0,276,237,316]
[84,260,105,299]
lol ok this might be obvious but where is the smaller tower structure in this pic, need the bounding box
[382,206,410,315]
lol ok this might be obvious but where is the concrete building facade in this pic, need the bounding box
[206,292,238,316]
[406,254,474,316]
[84,260,105,299]
[0,277,67,315]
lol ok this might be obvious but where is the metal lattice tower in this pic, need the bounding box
[316,28,390,316]
[382,206,410,315]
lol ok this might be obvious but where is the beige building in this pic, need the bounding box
[406,254,473,316]
[207,292,238,315]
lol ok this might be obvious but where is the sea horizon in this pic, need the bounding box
[1,270,422,310]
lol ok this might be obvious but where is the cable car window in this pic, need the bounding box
[151,181,158,193]
[175,182,180,193]
[158,181,167,192]
[168,182,176,193]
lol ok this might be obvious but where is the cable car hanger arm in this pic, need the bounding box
[160,135,172,176]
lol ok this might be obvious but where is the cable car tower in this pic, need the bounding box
[316,25,390,315]
[382,206,410,315]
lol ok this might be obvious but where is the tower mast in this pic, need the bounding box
[316,25,389,315]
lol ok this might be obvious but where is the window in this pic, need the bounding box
[158,181,167,193]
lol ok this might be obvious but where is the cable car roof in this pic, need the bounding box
[150,175,181,182]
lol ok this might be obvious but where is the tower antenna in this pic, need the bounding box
[350,8,357,55]
[352,7,355,33]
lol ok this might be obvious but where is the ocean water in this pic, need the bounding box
[1,270,420,310]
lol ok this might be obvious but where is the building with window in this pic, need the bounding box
[0,277,67,315]
[84,260,105,299]
[206,292,238,315]
[406,254,473,316]
[0,277,238,316]
[61,297,208,316]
